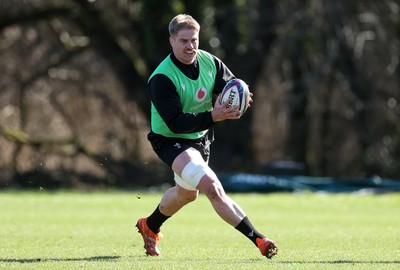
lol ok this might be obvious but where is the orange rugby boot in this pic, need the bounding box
[136,217,163,256]
[256,237,279,259]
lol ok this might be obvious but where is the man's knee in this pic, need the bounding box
[176,186,198,203]
[185,191,198,203]
[179,160,215,189]
[198,178,226,202]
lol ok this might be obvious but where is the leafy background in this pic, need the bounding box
[0,0,399,189]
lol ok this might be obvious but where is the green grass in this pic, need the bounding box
[0,191,399,269]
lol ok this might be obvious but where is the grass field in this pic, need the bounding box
[0,190,399,270]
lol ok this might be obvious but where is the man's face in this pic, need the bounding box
[170,28,199,65]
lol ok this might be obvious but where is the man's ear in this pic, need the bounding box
[169,37,174,46]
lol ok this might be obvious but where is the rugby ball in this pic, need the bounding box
[220,78,250,117]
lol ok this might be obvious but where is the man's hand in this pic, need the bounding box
[211,94,242,122]
[246,91,254,109]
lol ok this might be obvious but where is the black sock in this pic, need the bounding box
[235,216,265,246]
[146,205,170,234]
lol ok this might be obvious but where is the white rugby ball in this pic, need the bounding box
[220,78,250,117]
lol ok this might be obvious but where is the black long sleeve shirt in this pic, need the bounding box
[148,52,235,136]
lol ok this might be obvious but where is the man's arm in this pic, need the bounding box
[212,56,236,94]
[149,74,214,134]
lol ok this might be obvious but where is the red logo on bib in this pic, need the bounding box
[195,87,208,102]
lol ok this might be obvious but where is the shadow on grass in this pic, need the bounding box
[0,256,120,264]
[277,260,400,264]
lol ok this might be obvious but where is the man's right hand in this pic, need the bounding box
[211,94,242,122]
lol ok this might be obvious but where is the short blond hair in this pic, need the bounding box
[168,14,200,37]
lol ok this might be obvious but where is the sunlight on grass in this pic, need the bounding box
[0,191,399,269]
